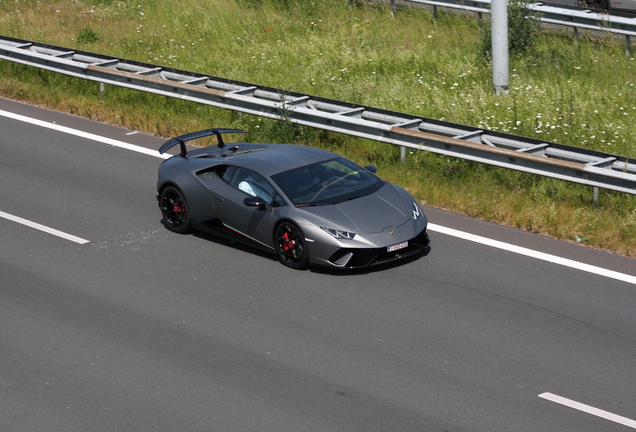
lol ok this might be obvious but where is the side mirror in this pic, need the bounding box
[243,196,267,208]
[365,164,378,174]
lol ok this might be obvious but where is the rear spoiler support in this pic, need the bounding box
[158,128,248,157]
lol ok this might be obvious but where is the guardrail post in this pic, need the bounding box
[391,0,396,18]
[593,186,599,206]
[568,15,579,39]
[626,34,631,57]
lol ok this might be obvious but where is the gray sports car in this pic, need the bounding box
[157,128,430,269]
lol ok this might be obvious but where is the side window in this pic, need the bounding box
[231,168,276,204]
[221,166,238,184]
[271,193,286,207]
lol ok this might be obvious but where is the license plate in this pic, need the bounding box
[387,241,408,252]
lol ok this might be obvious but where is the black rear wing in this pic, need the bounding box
[159,128,248,157]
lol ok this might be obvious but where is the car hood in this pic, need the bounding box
[302,184,410,233]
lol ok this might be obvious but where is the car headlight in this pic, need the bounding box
[412,201,422,220]
[321,227,356,240]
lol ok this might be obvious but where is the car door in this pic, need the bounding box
[211,167,282,249]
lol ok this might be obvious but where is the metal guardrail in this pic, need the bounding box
[379,0,636,54]
[1,35,635,195]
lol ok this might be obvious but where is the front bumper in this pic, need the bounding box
[326,229,430,268]
[307,225,431,269]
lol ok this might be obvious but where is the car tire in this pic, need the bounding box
[275,222,309,269]
[159,186,191,234]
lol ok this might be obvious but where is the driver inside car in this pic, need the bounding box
[296,164,332,193]
[238,172,273,203]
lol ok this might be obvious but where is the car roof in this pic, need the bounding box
[191,143,341,177]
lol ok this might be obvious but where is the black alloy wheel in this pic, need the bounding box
[275,222,309,269]
[160,186,191,234]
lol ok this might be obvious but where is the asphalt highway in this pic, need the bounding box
[1,97,635,431]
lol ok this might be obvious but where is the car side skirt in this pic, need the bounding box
[192,218,276,254]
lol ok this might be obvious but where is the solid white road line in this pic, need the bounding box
[2,108,635,284]
[0,109,169,159]
[428,223,636,286]
[0,210,90,244]
[539,392,636,429]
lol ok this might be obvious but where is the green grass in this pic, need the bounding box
[1,0,635,256]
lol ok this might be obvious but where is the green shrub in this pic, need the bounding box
[76,27,101,45]
[477,0,541,62]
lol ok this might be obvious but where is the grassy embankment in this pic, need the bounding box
[1,0,635,256]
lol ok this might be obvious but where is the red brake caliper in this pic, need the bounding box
[282,231,295,257]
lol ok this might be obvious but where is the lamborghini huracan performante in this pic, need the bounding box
[157,129,430,269]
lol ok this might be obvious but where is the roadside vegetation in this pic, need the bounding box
[1,0,635,256]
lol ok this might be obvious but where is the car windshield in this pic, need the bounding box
[271,157,385,206]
